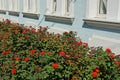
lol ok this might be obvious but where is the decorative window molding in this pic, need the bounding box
[45,0,74,24]
[0,0,6,14]
[84,0,120,29]
[23,0,39,19]
[83,18,120,29]
[8,0,19,16]
[97,0,107,18]
[23,0,39,14]
[8,0,19,12]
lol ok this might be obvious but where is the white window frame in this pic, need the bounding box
[86,0,120,19]
[0,0,6,11]
[65,0,72,16]
[97,0,107,18]
[52,0,57,13]
[84,0,120,29]
[8,0,19,12]
[46,0,74,18]
[23,0,39,14]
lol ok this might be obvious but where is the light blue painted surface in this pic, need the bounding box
[0,0,120,43]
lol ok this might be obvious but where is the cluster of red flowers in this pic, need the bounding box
[71,77,76,80]
[59,51,65,56]
[77,41,88,48]
[22,28,30,34]
[105,48,112,53]
[92,68,100,78]
[24,57,29,62]
[59,51,70,58]
[30,49,53,56]
[40,50,46,55]
[52,63,59,69]
[2,50,11,55]
[30,49,37,53]
[11,57,29,62]
[11,68,17,75]
[114,61,120,66]
[108,53,115,59]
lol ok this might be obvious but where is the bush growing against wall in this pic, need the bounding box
[0,19,120,80]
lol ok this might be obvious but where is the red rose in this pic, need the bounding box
[105,48,112,53]
[40,50,46,55]
[10,58,14,60]
[16,57,20,61]
[24,57,29,62]
[71,77,76,80]
[30,49,36,53]
[52,63,59,69]
[92,71,98,78]
[2,51,6,55]
[67,38,72,41]
[108,53,115,59]
[114,61,120,66]
[59,51,65,56]
[6,50,11,54]
[11,68,17,74]
[10,28,14,30]
[94,68,100,73]
[48,52,52,55]
[2,50,11,55]
[83,42,88,48]
[74,38,76,41]
[77,41,82,45]
[31,28,36,33]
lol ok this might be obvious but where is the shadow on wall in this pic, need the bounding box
[82,22,120,33]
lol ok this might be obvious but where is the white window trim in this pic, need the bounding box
[45,0,74,24]
[0,0,6,11]
[96,0,107,18]
[84,0,120,29]
[8,0,19,12]
[23,0,39,14]
[46,0,74,18]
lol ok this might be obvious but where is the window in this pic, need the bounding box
[84,0,120,29]
[46,0,74,17]
[23,0,38,13]
[99,0,107,15]
[52,0,57,13]
[46,0,74,23]
[0,0,6,10]
[46,0,74,24]
[97,0,107,18]
[8,0,19,11]
[65,0,71,15]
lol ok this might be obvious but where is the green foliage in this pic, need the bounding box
[0,19,120,80]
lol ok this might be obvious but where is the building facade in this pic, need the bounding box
[0,0,120,54]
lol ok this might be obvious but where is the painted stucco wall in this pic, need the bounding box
[0,0,120,54]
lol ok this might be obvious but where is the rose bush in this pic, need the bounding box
[0,19,120,80]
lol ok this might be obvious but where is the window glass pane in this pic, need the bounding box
[53,0,57,12]
[99,0,107,14]
[28,0,31,11]
[0,0,5,10]
[12,0,14,10]
[66,0,70,13]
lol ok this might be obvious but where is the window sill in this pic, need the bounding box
[0,10,6,14]
[22,12,40,19]
[8,11,19,16]
[45,14,74,24]
[83,18,120,29]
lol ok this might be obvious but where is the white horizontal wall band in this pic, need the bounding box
[91,35,120,44]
